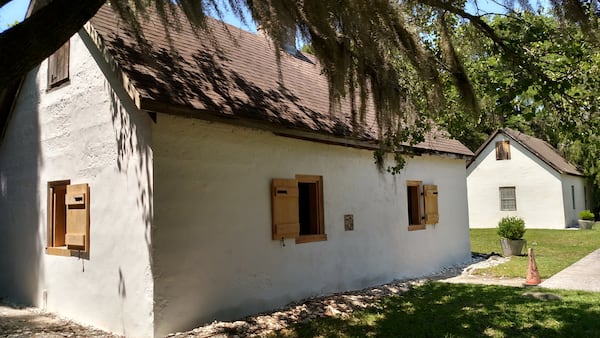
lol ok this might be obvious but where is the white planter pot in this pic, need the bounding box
[500,238,525,256]
[578,220,594,230]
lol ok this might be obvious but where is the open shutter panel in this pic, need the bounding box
[272,178,300,240]
[495,142,503,160]
[65,183,89,249]
[423,185,439,225]
[503,141,511,159]
[48,41,70,87]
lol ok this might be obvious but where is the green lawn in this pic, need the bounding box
[271,283,600,338]
[268,226,600,337]
[470,225,600,278]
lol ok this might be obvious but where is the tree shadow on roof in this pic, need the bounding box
[106,37,374,140]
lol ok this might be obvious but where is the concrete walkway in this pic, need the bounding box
[540,248,600,292]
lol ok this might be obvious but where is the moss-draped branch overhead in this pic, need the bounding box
[103,0,600,135]
[1,0,598,167]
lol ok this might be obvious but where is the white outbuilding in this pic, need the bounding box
[467,128,590,229]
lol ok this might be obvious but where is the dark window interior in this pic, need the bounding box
[298,182,318,235]
[407,185,420,225]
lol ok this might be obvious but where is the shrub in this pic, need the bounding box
[497,216,526,240]
[579,210,595,221]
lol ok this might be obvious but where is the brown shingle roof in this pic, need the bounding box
[503,128,583,176]
[89,5,472,157]
[469,128,583,176]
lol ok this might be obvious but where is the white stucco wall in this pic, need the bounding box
[0,31,154,337]
[561,174,589,227]
[467,133,568,229]
[152,114,471,336]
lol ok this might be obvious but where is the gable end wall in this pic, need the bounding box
[467,133,566,228]
[0,31,154,337]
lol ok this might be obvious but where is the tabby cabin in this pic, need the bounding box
[467,128,590,229]
[0,3,473,337]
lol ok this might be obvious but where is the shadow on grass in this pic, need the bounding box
[273,283,600,337]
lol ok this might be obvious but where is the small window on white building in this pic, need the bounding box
[499,187,516,211]
[47,180,90,257]
[47,41,70,89]
[271,175,326,244]
[407,180,439,231]
[495,141,511,160]
[571,185,575,210]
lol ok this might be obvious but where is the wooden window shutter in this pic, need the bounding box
[65,183,89,249]
[495,141,503,160]
[423,185,439,225]
[48,41,70,88]
[496,141,510,160]
[502,141,511,159]
[272,178,300,240]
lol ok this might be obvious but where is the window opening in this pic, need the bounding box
[407,185,421,226]
[298,182,319,235]
[500,187,516,211]
[49,182,68,247]
[47,180,90,257]
[271,175,326,243]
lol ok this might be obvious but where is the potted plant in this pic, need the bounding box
[578,210,595,230]
[497,216,526,256]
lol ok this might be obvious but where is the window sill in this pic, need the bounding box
[46,246,89,259]
[408,224,426,231]
[295,234,327,244]
[46,79,70,92]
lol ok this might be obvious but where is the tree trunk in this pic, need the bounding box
[0,0,106,89]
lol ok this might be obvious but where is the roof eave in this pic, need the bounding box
[140,97,471,158]
[84,22,144,111]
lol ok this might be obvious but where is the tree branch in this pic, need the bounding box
[422,0,564,100]
[0,0,13,10]
[0,0,106,89]
[419,0,514,54]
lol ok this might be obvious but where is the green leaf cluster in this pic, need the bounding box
[497,216,526,240]
[579,210,595,221]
